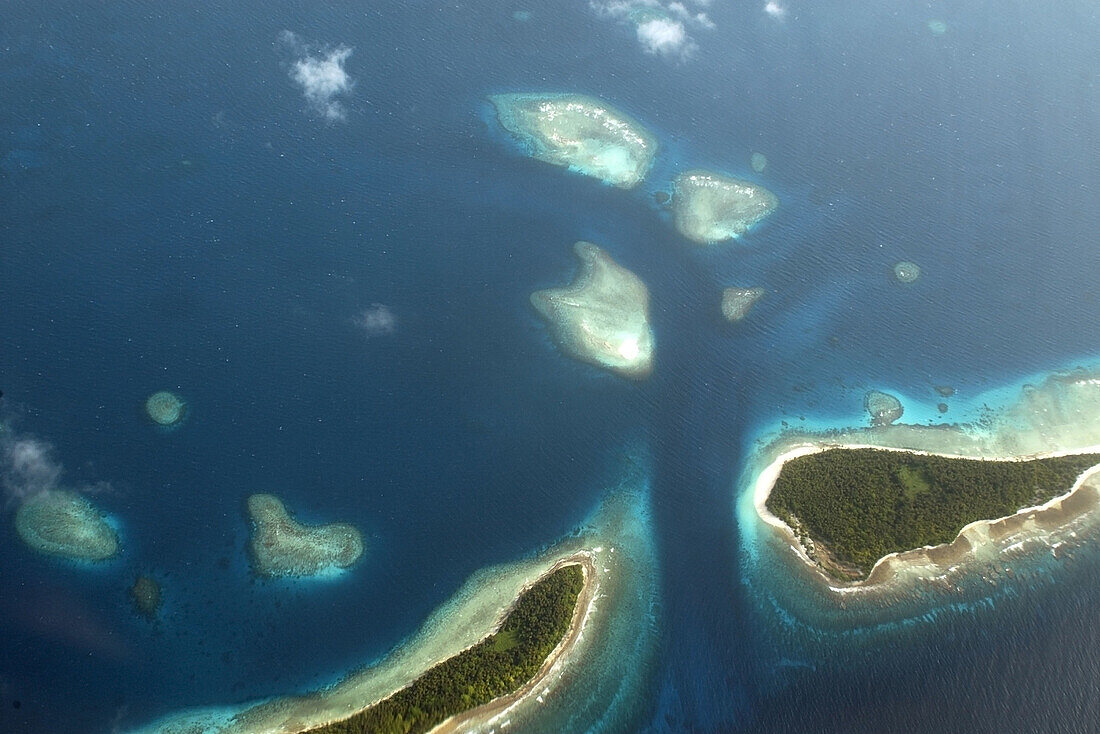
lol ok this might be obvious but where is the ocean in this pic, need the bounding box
[2,1,1099,732]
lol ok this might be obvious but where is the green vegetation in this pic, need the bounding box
[307,563,585,734]
[767,449,1100,579]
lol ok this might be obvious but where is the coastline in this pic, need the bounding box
[230,552,601,734]
[753,441,1100,593]
[131,473,659,734]
[428,553,599,734]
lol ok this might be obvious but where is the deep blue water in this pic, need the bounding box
[2,1,1100,732]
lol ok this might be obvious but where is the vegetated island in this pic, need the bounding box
[285,561,588,734]
[489,93,657,188]
[764,447,1100,582]
[531,241,654,379]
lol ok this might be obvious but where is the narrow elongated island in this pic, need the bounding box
[300,562,587,734]
[764,447,1100,582]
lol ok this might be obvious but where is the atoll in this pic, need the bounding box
[130,574,163,620]
[721,287,766,323]
[864,390,904,426]
[246,494,364,578]
[14,490,119,561]
[893,261,921,283]
[671,169,779,244]
[750,152,768,173]
[531,241,655,379]
[489,93,657,189]
[145,391,186,427]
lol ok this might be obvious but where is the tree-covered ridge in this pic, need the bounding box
[766,449,1100,579]
[306,563,585,734]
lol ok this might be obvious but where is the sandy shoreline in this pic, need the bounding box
[429,553,600,734]
[274,552,600,734]
[752,441,1100,593]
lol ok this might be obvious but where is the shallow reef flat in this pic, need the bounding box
[489,93,657,188]
[247,494,363,578]
[531,241,654,379]
[14,489,119,561]
[721,287,765,323]
[671,169,778,244]
[132,471,660,734]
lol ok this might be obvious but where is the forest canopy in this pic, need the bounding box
[305,562,585,734]
[766,449,1100,579]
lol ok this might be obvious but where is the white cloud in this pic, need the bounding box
[352,304,397,337]
[669,2,714,28]
[1,430,113,505]
[636,18,690,55]
[2,438,61,500]
[590,0,712,59]
[281,31,354,122]
[764,2,787,19]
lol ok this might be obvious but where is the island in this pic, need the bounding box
[671,169,778,244]
[721,287,765,323]
[488,93,657,188]
[764,447,1100,581]
[126,480,659,734]
[531,241,655,379]
[246,494,364,578]
[300,562,587,734]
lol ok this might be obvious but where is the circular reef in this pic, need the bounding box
[145,391,186,427]
[893,261,921,283]
[15,490,120,561]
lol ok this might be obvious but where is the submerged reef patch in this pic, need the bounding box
[893,260,921,283]
[145,391,186,427]
[721,287,766,323]
[671,169,778,244]
[14,489,120,561]
[531,241,655,379]
[246,494,364,578]
[864,389,903,426]
[750,151,768,173]
[489,93,657,188]
[130,574,163,620]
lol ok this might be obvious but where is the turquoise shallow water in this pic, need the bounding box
[2,1,1100,732]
